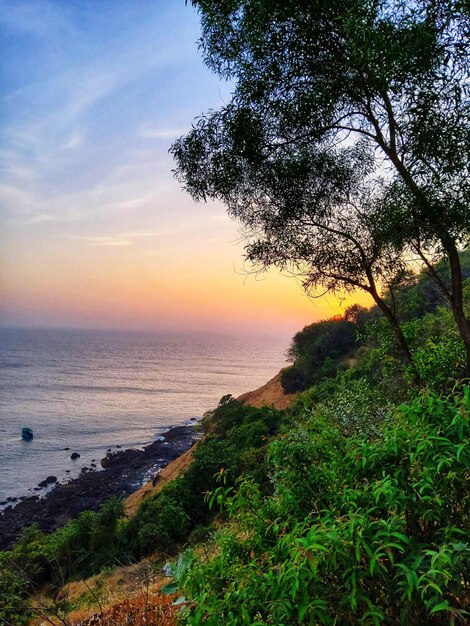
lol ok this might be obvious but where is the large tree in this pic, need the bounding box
[173,0,470,373]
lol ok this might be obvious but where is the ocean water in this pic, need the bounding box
[0,327,288,504]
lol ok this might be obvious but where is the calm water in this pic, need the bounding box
[0,328,287,503]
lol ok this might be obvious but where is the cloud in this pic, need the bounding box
[141,127,189,139]
[0,0,74,38]
[71,235,135,247]
[70,232,159,247]
[62,131,84,150]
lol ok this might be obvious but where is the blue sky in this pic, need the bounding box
[0,0,369,333]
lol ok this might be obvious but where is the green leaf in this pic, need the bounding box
[430,601,450,613]
[161,582,179,595]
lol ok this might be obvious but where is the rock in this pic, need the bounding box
[71,452,80,460]
[100,455,111,468]
[7,497,17,502]
[0,424,197,551]
[63,447,70,451]
[38,476,57,488]
[91,463,96,468]
[0,501,7,505]
[107,448,112,452]
[65,470,70,473]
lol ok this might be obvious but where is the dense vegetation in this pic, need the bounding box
[282,253,470,394]
[177,388,469,625]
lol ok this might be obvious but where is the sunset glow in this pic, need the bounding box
[0,0,372,335]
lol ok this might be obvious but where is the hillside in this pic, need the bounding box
[124,446,197,517]
[237,371,296,410]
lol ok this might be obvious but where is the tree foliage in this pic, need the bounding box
[282,314,360,391]
[174,0,470,372]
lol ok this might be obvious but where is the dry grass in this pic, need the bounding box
[74,593,180,626]
[29,559,177,626]
[237,371,295,410]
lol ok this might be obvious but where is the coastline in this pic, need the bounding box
[0,424,199,551]
[0,371,291,552]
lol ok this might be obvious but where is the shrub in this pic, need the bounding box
[177,387,470,625]
[280,364,307,392]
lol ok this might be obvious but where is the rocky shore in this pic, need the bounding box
[0,425,198,551]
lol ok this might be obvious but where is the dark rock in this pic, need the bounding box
[0,424,198,551]
[0,501,7,506]
[7,497,17,502]
[70,452,80,460]
[38,476,57,488]
[116,445,122,448]
[100,455,110,469]
[91,463,96,468]
[107,448,112,452]
[65,470,70,473]
[63,447,70,451]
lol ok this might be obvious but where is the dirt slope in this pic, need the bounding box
[237,371,295,410]
[124,445,196,517]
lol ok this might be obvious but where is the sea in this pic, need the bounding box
[0,327,288,505]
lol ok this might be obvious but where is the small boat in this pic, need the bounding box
[22,427,34,441]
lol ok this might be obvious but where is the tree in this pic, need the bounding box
[173,0,470,374]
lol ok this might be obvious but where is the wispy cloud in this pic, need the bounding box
[62,131,84,150]
[70,232,159,247]
[71,235,135,247]
[141,127,188,139]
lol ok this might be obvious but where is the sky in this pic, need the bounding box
[0,0,372,336]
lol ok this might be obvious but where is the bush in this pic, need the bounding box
[177,387,470,625]
[280,365,307,392]
[282,316,361,392]
[0,553,31,625]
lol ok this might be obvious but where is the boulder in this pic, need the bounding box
[71,452,80,460]
[38,476,57,488]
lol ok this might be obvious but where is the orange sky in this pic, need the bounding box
[1,199,373,335]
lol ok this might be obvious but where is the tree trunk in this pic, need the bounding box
[379,141,470,376]
[374,298,413,365]
[443,237,470,378]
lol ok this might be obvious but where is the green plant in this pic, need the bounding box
[178,387,470,625]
